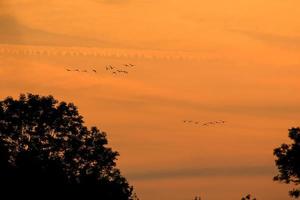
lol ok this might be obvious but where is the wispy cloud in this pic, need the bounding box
[0,15,115,47]
[95,0,131,5]
[229,28,300,49]
[127,165,275,180]
[0,14,23,43]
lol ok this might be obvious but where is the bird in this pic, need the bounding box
[66,69,71,71]
[92,69,97,73]
[112,71,117,75]
[123,64,129,67]
[106,65,114,70]
[129,64,135,67]
[75,69,80,72]
[82,70,87,73]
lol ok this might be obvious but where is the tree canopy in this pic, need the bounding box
[241,194,256,200]
[0,93,134,199]
[274,127,300,198]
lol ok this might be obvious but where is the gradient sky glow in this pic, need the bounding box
[1,1,300,199]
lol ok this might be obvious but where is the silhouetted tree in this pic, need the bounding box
[274,128,300,198]
[0,93,134,199]
[241,194,256,200]
[194,196,201,200]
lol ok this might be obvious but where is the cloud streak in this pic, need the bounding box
[95,0,131,5]
[229,28,300,49]
[127,165,276,180]
[0,15,115,47]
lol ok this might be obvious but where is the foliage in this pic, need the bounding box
[274,128,300,198]
[0,93,134,199]
[241,194,256,200]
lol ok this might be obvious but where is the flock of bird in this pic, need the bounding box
[65,64,229,128]
[66,68,97,73]
[65,63,136,76]
[105,64,135,75]
[183,120,227,126]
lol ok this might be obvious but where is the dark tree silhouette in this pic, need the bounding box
[241,194,256,200]
[194,196,201,200]
[0,93,134,199]
[274,127,300,198]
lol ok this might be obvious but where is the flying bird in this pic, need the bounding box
[92,69,97,73]
[106,65,114,70]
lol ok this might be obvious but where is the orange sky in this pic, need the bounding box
[1,1,300,199]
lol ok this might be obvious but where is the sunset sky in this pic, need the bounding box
[1,0,300,199]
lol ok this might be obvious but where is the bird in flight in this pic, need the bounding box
[106,65,114,70]
[92,69,97,73]
[118,70,129,74]
[66,69,71,71]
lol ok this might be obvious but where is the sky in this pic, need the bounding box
[0,0,300,199]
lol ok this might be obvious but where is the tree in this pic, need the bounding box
[194,196,201,200]
[241,194,256,200]
[0,93,134,199]
[274,127,300,198]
